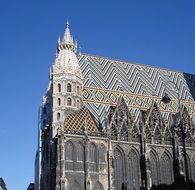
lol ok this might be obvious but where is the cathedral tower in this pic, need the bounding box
[52,21,83,136]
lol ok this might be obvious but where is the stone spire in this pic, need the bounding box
[53,21,83,79]
[52,21,83,137]
[63,20,74,45]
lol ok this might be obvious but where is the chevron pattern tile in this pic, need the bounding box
[78,54,195,123]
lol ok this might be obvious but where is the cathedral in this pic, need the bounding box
[34,22,195,190]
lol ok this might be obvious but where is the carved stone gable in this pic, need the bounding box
[109,97,134,140]
[143,102,166,133]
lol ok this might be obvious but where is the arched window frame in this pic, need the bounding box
[76,142,84,162]
[99,144,106,163]
[89,143,97,172]
[89,143,97,163]
[57,98,61,106]
[65,141,75,171]
[67,97,72,106]
[57,83,61,92]
[93,181,104,190]
[65,141,74,161]
[160,151,173,185]
[127,149,140,190]
[57,112,60,121]
[67,83,72,92]
[150,150,160,186]
[113,147,124,190]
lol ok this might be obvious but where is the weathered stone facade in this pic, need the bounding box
[35,22,195,190]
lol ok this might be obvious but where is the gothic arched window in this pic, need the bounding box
[57,112,60,121]
[65,141,74,170]
[67,83,72,92]
[93,181,104,190]
[127,150,140,190]
[160,152,173,185]
[89,143,97,171]
[65,141,73,160]
[150,151,159,186]
[113,148,124,190]
[99,144,106,163]
[67,97,72,106]
[153,127,161,144]
[76,143,84,161]
[58,83,61,92]
[76,142,84,171]
[89,143,96,162]
[57,98,61,106]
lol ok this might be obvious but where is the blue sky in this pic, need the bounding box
[0,0,194,189]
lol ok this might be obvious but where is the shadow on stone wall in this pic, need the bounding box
[151,181,195,190]
[183,72,195,101]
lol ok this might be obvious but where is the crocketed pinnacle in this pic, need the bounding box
[63,20,74,45]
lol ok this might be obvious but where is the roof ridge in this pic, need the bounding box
[80,52,194,76]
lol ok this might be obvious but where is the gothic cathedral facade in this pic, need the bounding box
[34,22,195,190]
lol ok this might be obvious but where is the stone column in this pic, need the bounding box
[55,128,66,190]
[83,126,90,190]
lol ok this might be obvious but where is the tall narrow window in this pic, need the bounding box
[67,83,72,92]
[76,143,84,161]
[89,143,96,162]
[150,151,159,186]
[57,98,61,106]
[160,152,173,185]
[99,144,106,163]
[77,86,79,94]
[89,143,97,171]
[65,141,74,170]
[127,150,140,190]
[58,83,61,92]
[65,142,73,160]
[67,97,72,106]
[76,143,84,171]
[113,148,124,190]
[57,113,60,121]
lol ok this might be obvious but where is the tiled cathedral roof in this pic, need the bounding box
[63,106,101,135]
[78,54,195,123]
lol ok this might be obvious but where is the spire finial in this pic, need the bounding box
[66,19,69,28]
[63,19,73,44]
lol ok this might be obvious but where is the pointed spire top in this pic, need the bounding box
[57,20,77,53]
[63,20,73,44]
[66,19,70,28]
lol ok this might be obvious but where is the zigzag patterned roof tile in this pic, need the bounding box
[78,53,195,123]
